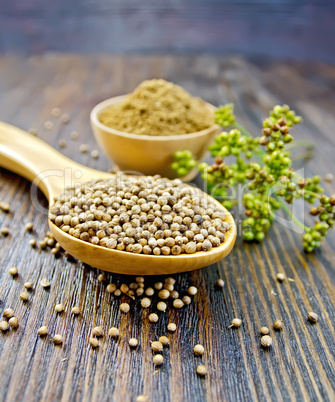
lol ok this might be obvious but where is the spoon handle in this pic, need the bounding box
[0,121,110,200]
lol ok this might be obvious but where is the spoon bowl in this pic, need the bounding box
[0,122,236,275]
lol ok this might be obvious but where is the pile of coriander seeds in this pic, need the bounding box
[49,174,230,255]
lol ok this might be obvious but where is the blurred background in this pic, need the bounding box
[1,0,334,61]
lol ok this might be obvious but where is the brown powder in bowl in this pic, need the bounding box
[98,79,214,136]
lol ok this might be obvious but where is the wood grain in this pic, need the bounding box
[0,54,334,402]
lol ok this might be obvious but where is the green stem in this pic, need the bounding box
[286,140,315,151]
[274,194,309,232]
[234,122,253,138]
[303,189,322,199]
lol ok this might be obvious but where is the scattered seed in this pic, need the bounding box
[9,267,18,277]
[120,284,129,294]
[196,365,207,376]
[145,287,154,297]
[120,303,130,313]
[149,313,159,323]
[28,128,37,136]
[44,121,53,130]
[260,327,270,335]
[307,312,318,323]
[230,318,242,328]
[154,282,163,290]
[216,279,225,288]
[51,107,61,117]
[194,344,205,356]
[107,283,117,293]
[0,227,9,236]
[288,278,295,282]
[324,173,334,182]
[20,292,29,301]
[157,302,167,312]
[109,327,119,337]
[60,114,70,124]
[40,278,50,288]
[170,290,179,299]
[165,277,176,285]
[151,341,163,353]
[129,338,138,348]
[167,323,176,332]
[261,335,273,348]
[136,277,144,283]
[276,273,285,282]
[0,321,10,331]
[153,354,164,365]
[136,396,148,402]
[98,273,106,282]
[89,338,99,348]
[187,286,198,296]
[53,334,63,344]
[29,239,37,247]
[158,289,170,300]
[0,201,10,212]
[79,144,89,153]
[159,336,169,346]
[54,304,64,313]
[273,320,283,330]
[70,131,79,140]
[91,150,99,159]
[173,299,184,309]
[136,288,144,296]
[141,298,151,308]
[71,307,81,315]
[8,317,18,328]
[164,283,174,292]
[3,308,14,319]
[114,289,121,297]
[59,139,67,148]
[92,326,103,337]
[37,326,48,336]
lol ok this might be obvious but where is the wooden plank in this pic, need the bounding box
[0,54,334,402]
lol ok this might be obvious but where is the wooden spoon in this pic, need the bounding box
[0,122,236,275]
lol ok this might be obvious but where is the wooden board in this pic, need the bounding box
[0,54,334,402]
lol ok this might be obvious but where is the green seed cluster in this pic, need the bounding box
[49,175,230,255]
[171,150,197,177]
[171,103,333,252]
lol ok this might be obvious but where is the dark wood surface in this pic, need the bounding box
[0,54,334,402]
[1,1,335,62]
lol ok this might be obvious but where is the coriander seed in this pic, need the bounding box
[40,278,50,288]
[92,326,103,337]
[20,292,29,301]
[129,338,138,348]
[230,318,242,328]
[182,295,191,305]
[153,354,164,365]
[9,267,18,276]
[98,273,106,283]
[55,304,64,313]
[60,113,70,124]
[165,277,176,285]
[157,302,167,312]
[3,308,14,319]
[53,334,63,344]
[59,139,67,148]
[276,273,285,282]
[0,201,10,212]
[136,396,148,402]
[91,150,99,159]
[79,144,89,153]
[260,327,270,335]
[159,336,169,346]
[0,321,10,331]
[89,338,99,348]
[149,313,159,323]
[261,335,273,348]
[216,279,224,288]
[136,277,144,283]
[194,344,205,356]
[114,289,121,297]
[196,365,207,376]
[70,131,79,140]
[167,323,177,332]
[0,227,9,236]
[107,283,117,293]
[120,284,129,294]
[136,288,144,296]
[8,317,18,328]
[120,303,130,313]
[29,239,37,247]
[187,286,198,296]
[151,341,163,353]
[273,320,283,330]
[71,307,81,315]
[158,289,170,300]
[141,298,151,308]
[44,120,53,130]
[109,327,119,337]
[25,222,33,231]
[154,282,163,290]
[308,312,318,323]
[145,287,154,297]
[51,107,61,117]
[173,299,184,309]
[37,326,48,336]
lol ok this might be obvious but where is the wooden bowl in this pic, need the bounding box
[90,95,220,180]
